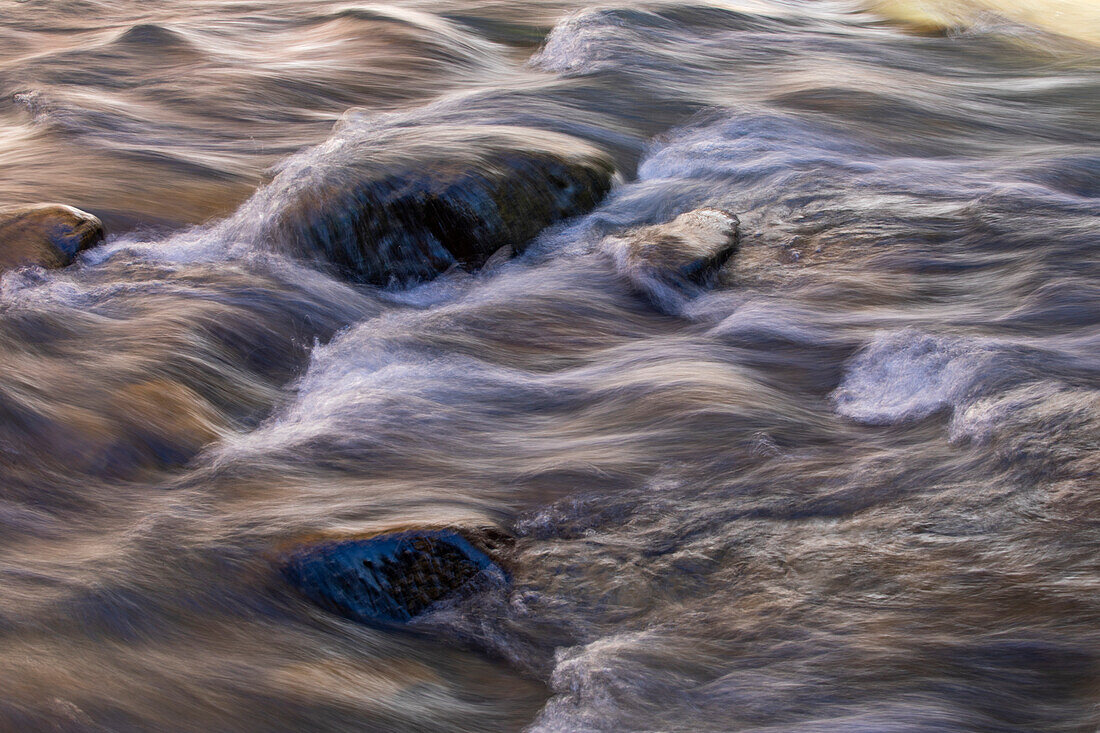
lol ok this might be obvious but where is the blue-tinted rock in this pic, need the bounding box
[282,530,506,626]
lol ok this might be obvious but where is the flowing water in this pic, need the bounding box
[1,0,1099,730]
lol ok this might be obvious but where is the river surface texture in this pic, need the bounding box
[0,0,1098,730]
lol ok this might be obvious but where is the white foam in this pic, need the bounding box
[832,329,1001,425]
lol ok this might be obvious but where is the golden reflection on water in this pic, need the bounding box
[870,0,1100,45]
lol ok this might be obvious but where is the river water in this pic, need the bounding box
[1,0,1098,730]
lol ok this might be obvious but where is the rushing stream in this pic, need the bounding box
[0,0,1098,730]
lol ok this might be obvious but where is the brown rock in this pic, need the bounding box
[608,208,741,283]
[0,203,105,273]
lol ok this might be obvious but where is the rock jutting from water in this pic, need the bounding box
[0,204,105,274]
[281,528,509,627]
[602,208,741,309]
[235,124,617,286]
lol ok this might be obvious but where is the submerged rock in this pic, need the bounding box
[0,204,105,273]
[245,125,616,285]
[282,529,508,626]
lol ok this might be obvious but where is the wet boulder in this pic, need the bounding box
[603,208,740,308]
[242,124,616,285]
[282,529,509,627]
[0,204,105,273]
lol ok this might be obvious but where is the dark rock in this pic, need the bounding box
[282,529,507,626]
[0,203,105,273]
[247,125,616,285]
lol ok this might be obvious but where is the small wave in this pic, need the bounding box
[111,23,198,55]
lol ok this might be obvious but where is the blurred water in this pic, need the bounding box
[0,0,1098,730]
